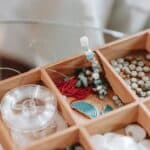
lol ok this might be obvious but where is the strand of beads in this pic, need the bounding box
[111,53,150,98]
[80,36,108,99]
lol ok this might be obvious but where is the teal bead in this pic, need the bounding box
[102,105,113,114]
[71,101,99,119]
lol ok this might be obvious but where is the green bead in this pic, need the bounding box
[102,105,113,114]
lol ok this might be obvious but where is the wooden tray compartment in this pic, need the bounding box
[0,68,76,150]
[84,103,150,149]
[24,126,92,150]
[143,99,150,114]
[96,30,150,103]
[44,53,133,125]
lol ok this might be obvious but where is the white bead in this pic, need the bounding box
[138,61,144,67]
[125,124,146,142]
[131,83,138,89]
[138,72,145,78]
[136,66,143,72]
[129,64,136,71]
[112,95,119,101]
[143,66,150,72]
[131,78,137,83]
[138,80,144,86]
[92,73,99,80]
[142,76,149,82]
[115,68,121,73]
[146,54,150,60]
[131,71,137,77]
[117,58,124,64]
[111,60,118,66]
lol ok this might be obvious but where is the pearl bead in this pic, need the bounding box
[131,60,137,65]
[142,76,149,82]
[146,54,150,60]
[123,61,129,67]
[131,83,138,89]
[143,66,150,72]
[92,73,99,80]
[115,68,120,73]
[138,61,144,67]
[137,72,145,78]
[117,58,124,64]
[136,88,142,94]
[137,80,144,87]
[131,71,137,77]
[111,60,118,66]
[85,70,92,76]
[131,78,138,83]
[112,95,119,101]
[136,66,143,72]
[129,64,136,71]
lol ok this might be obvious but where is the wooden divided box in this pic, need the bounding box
[0,30,149,150]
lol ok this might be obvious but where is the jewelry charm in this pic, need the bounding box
[71,101,99,119]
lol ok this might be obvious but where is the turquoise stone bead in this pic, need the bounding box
[71,101,99,119]
[102,105,113,114]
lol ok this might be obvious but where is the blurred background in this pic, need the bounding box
[0,0,149,79]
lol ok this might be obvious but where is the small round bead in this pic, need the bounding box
[146,54,150,60]
[117,64,123,69]
[136,66,143,72]
[131,71,137,77]
[123,61,129,67]
[138,61,144,67]
[142,76,149,82]
[131,78,137,83]
[112,95,119,101]
[131,83,138,89]
[92,73,99,80]
[96,85,102,91]
[147,91,150,97]
[137,72,145,78]
[85,70,92,76]
[115,68,120,73]
[140,92,146,97]
[137,80,144,87]
[131,60,137,65]
[129,64,136,71]
[143,66,150,72]
[136,88,142,94]
[117,58,124,64]
[125,79,131,86]
[111,60,118,66]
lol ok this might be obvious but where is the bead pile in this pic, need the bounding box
[111,53,150,98]
[80,36,108,99]
[90,124,150,150]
